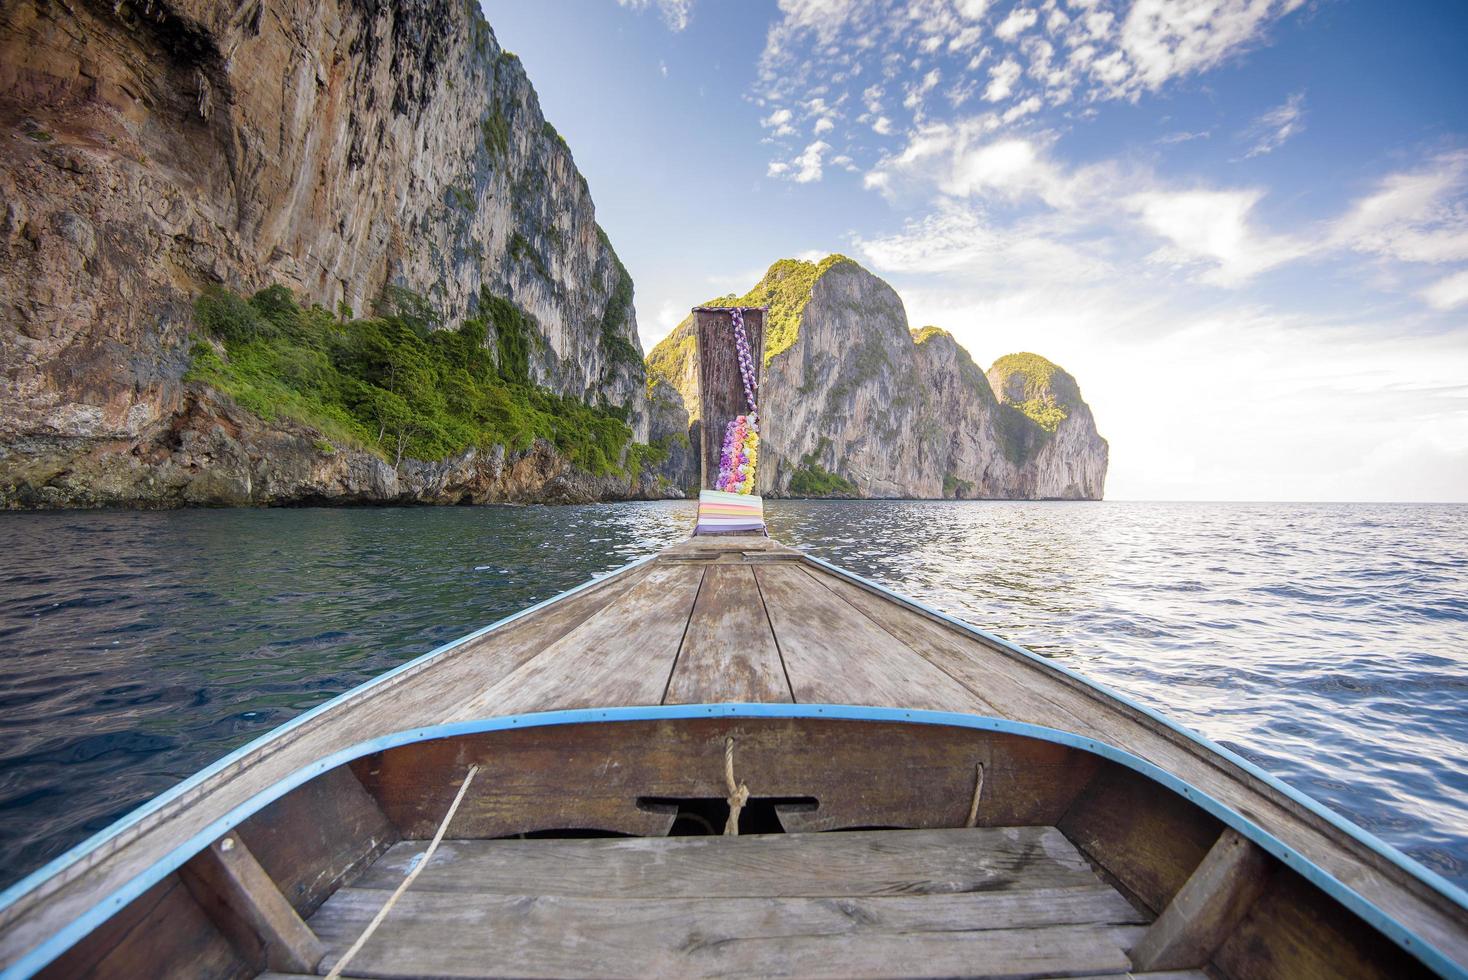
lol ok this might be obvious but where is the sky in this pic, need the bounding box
[479,0,1468,501]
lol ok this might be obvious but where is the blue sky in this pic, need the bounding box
[480,0,1468,501]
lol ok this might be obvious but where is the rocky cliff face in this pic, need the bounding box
[647,256,1108,500]
[1,0,678,506]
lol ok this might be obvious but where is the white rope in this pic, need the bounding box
[964,763,985,828]
[325,764,480,979]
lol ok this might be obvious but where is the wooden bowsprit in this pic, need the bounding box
[693,306,768,535]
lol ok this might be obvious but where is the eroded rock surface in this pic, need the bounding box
[1,0,681,506]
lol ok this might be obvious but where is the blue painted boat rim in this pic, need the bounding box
[3,703,1464,980]
[0,552,658,924]
[801,553,1468,916]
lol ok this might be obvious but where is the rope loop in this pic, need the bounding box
[724,736,749,836]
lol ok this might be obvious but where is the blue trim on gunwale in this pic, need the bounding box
[3,703,1465,980]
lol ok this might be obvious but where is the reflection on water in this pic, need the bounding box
[1,501,1465,891]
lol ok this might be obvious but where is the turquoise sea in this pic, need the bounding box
[1,501,1465,891]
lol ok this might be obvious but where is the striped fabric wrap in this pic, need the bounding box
[696,489,765,535]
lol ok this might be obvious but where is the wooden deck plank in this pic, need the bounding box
[312,889,1145,979]
[665,563,792,704]
[814,569,1092,731]
[755,564,992,712]
[348,827,1112,897]
[453,562,705,717]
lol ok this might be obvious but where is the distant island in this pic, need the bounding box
[649,256,1107,500]
[0,0,1104,508]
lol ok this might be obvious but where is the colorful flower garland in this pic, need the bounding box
[715,308,760,494]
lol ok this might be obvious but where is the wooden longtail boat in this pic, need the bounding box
[2,308,1465,979]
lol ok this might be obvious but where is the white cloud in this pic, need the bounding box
[1127,188,1309,285]
[1333,153,1468,265]
[869,124,1468,303]
[984,57,1023,102]
[616,0,695,31]
[1243,91,1305,158]
[995,7,1039,41]
[771,139,833,183]
[1117,0,1305,96]
[1423,270,1468,311]
[856,204,1114,284]
[761,107,797,137]
[750,0,1310,192]
[904,68,943,110]
[1158,129,1211,144]
[814,117,835,134]
[1002,94,1043,123]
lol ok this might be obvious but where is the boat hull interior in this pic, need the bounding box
[35,715,1434,980]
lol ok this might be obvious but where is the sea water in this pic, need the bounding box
[0,501,1464,891]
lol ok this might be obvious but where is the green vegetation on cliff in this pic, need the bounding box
[988,352,1077,434]
[595,225,643,375]
[788,439,859,497]
[187,284,643,475]
[987,352,1086,466]
[645,324,696,398]
[705,254,855,364]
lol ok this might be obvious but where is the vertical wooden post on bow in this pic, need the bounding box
[693,306,767,534]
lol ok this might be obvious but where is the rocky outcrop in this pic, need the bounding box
[1,0,674,507]
[647,256,1108,500]
[1,385,678,509]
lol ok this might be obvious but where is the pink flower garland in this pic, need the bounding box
[716,309,760,494]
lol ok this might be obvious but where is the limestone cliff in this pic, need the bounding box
[647,256,1108,500]
[0,0,682,506]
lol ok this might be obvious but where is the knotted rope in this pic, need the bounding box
[724,736,750,835]
[325,764,480,979]
[964,763,985,828]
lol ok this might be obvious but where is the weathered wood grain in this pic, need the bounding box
[352,718,1097,838]
[233,766,397,917]
[177,835,324,974]
[348,826,1110,896]
[312,889,1146,979]
[665,563,792,704]
[696,307,765,493]
[756,564,992,712]
[36,874,248,980]
[1212,869,1437,979]
[1130,827,1273,970]
[452,562,704,717]
[1058,765,1224,914]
